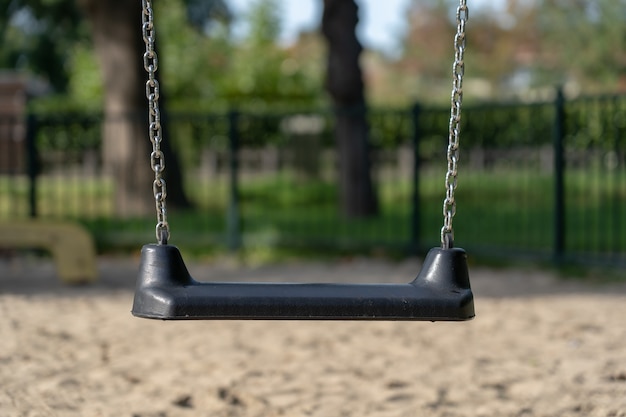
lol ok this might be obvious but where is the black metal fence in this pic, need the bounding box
[1,90,625,266]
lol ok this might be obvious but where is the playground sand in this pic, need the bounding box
[1,254,625,417]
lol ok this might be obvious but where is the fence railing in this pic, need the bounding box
[1,90,625,267]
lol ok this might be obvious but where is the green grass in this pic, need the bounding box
[2,169,626,263]
[0,175,115,218]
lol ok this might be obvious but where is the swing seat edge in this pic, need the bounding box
[131,244,474,321]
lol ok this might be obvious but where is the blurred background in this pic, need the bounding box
[1,0,626,268]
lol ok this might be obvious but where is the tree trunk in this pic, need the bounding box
[322,0,378,218]
[78,0,191,218]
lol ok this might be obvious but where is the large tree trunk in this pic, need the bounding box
[322,0,378,218]
[78,0,190,218]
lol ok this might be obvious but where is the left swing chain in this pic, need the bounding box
[142,0,169,245]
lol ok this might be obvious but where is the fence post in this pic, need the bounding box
[227,110,241,251]
[410,103,421,253]
[26,114,38,218]
[553,87,566,263]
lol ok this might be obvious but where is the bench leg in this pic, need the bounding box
[0,221,97,284]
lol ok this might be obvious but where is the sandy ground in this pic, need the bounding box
[1,252,626,417]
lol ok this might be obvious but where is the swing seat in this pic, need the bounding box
[131,244,474,321]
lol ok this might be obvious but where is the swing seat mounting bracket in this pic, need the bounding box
[131,245,474,321]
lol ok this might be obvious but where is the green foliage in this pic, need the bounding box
[538,0,626,91]
[2,0,323,113]
[215,0,322,110]
[244,0,282,46]
[153,0,323,111]
[395,0,626,103]
[66,42,103,110]
[0,0,87,92]
[158,0,233,107]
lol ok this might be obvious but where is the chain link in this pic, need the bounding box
[441,0,468,249]
[142,0,169,245]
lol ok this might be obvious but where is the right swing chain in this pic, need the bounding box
[442,0,468,250]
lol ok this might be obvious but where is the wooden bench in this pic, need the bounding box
[0,220,97,284]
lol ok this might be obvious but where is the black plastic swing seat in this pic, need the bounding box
[131,244,474,321]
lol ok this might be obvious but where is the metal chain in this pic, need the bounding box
[441,0,468,249]
[142,0,169,245]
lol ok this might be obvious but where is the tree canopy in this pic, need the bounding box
[396,0,626,102]
[2,0,625,110]
[0,0,86,93]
